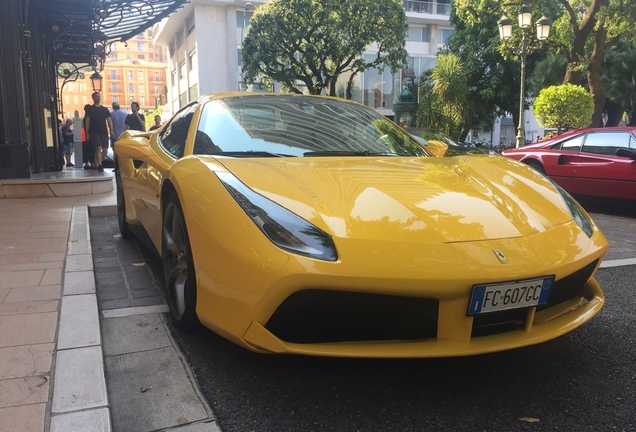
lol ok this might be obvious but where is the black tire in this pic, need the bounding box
[162,192,200,331]
[115,158,134,238]
[526,160,546,175]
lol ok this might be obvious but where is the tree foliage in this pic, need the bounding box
[532,84,594,132]
[415,54,471,139]
[452,0,636,127]
[241,0,408,96]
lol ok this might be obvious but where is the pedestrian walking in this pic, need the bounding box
[85,92,115,172]
[110,101,127,143]
[61,119,74,167]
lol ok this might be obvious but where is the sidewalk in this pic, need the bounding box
[0,173,219,432]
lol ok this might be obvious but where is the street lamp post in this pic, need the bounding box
[498,5,551,148]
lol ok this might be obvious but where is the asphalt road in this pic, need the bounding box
[96,197,636,432]
[165,264,635,432]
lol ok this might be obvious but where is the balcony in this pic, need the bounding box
[404,0,450,16]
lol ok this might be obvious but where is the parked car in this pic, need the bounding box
[502,127,636,200]
[404,128,486,156]
[114,93,607,358]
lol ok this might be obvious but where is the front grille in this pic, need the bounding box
[471,260,599,338]
[265,290,439,344]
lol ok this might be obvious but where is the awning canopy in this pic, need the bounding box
[36,0,189,66]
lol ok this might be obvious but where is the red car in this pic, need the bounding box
[502,127,636,200]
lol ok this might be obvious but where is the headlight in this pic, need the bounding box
[551,181,594,238]
[216,171,338,261]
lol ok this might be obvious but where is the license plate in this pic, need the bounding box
[467,276,554,316]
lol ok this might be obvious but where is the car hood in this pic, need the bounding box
[214,156,572,243]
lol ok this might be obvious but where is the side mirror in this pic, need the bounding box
[114,136,170,171]
[426,140,449,157]
[616,148,635,160]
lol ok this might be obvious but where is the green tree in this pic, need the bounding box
[453,0,636,127]
[532,84,594,132]
[444,0,545,138]
[241,0,408,96]
[415,53,471,140]
[601,39,636,126]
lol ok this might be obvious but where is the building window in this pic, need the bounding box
[137,43,144,51]
[112,42,118,50]
[140,96,145,106]
[188,50,197,70]
[139,83,145,92]
[176,29,184,47]
[407,26,430,42]
[113,96,119,103]
[439,28,455,44]
[186,14,195,35]
[112,83,118,92]
[172,70,177,86]
[154,72,160,81]
[138,54,145,60]
[110,70,117,79]
[169,40,176,55]
[179,91,187,108]
[155,85,161,94]
[189,83,198,101]
[130,96,135,102]
[128,70,133,80]
[129,83,134,92]
[236,11,254,27]
[179,62,186,79]
[138,71,144,79]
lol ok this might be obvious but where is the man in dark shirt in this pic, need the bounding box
[125,101,146,132]
[85,92,115,172]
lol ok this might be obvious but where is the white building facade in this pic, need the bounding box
[154,0,454,118]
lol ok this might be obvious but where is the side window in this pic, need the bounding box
[582,132,631,156]
[552,135,584,152]
[159,104,198,158]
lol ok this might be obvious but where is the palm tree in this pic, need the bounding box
[415,53,471,140]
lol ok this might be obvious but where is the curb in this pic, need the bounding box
[50,205,112,432]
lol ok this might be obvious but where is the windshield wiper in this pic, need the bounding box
[303,151,396,157]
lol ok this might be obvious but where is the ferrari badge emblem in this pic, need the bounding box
[493,249,509,263]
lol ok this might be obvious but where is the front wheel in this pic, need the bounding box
[115,158,133,238]
[162,193,200,331]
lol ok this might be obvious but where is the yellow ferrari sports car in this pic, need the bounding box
[114,93,607,358]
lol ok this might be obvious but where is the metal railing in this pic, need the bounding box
[403,0,450,16]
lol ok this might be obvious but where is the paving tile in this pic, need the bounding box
[101,314,171,356]
[0,343,54,380]
[64,271,96,295]
[0,253,38,265]
[52,346,108,413]
[41,267,63,286]
[68,238,91,255]
[1,269,44,289]
[57,294,101,350]
[0,403,46,432]
[133,296,165,307]
[50,407,112,432]
[0,262,62,272]
[105,347,208,432]
[28,224,69,233]
[4,285,61,303]
[0,312,58,347]
[64,254,93,272]
[0,288,8,303]
[0,299,58,316]
[0,375,50,408]
[100,298,133,309]
[38,252,66,262]
[69,221,90,242]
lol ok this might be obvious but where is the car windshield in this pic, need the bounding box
[194,95,431,157]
